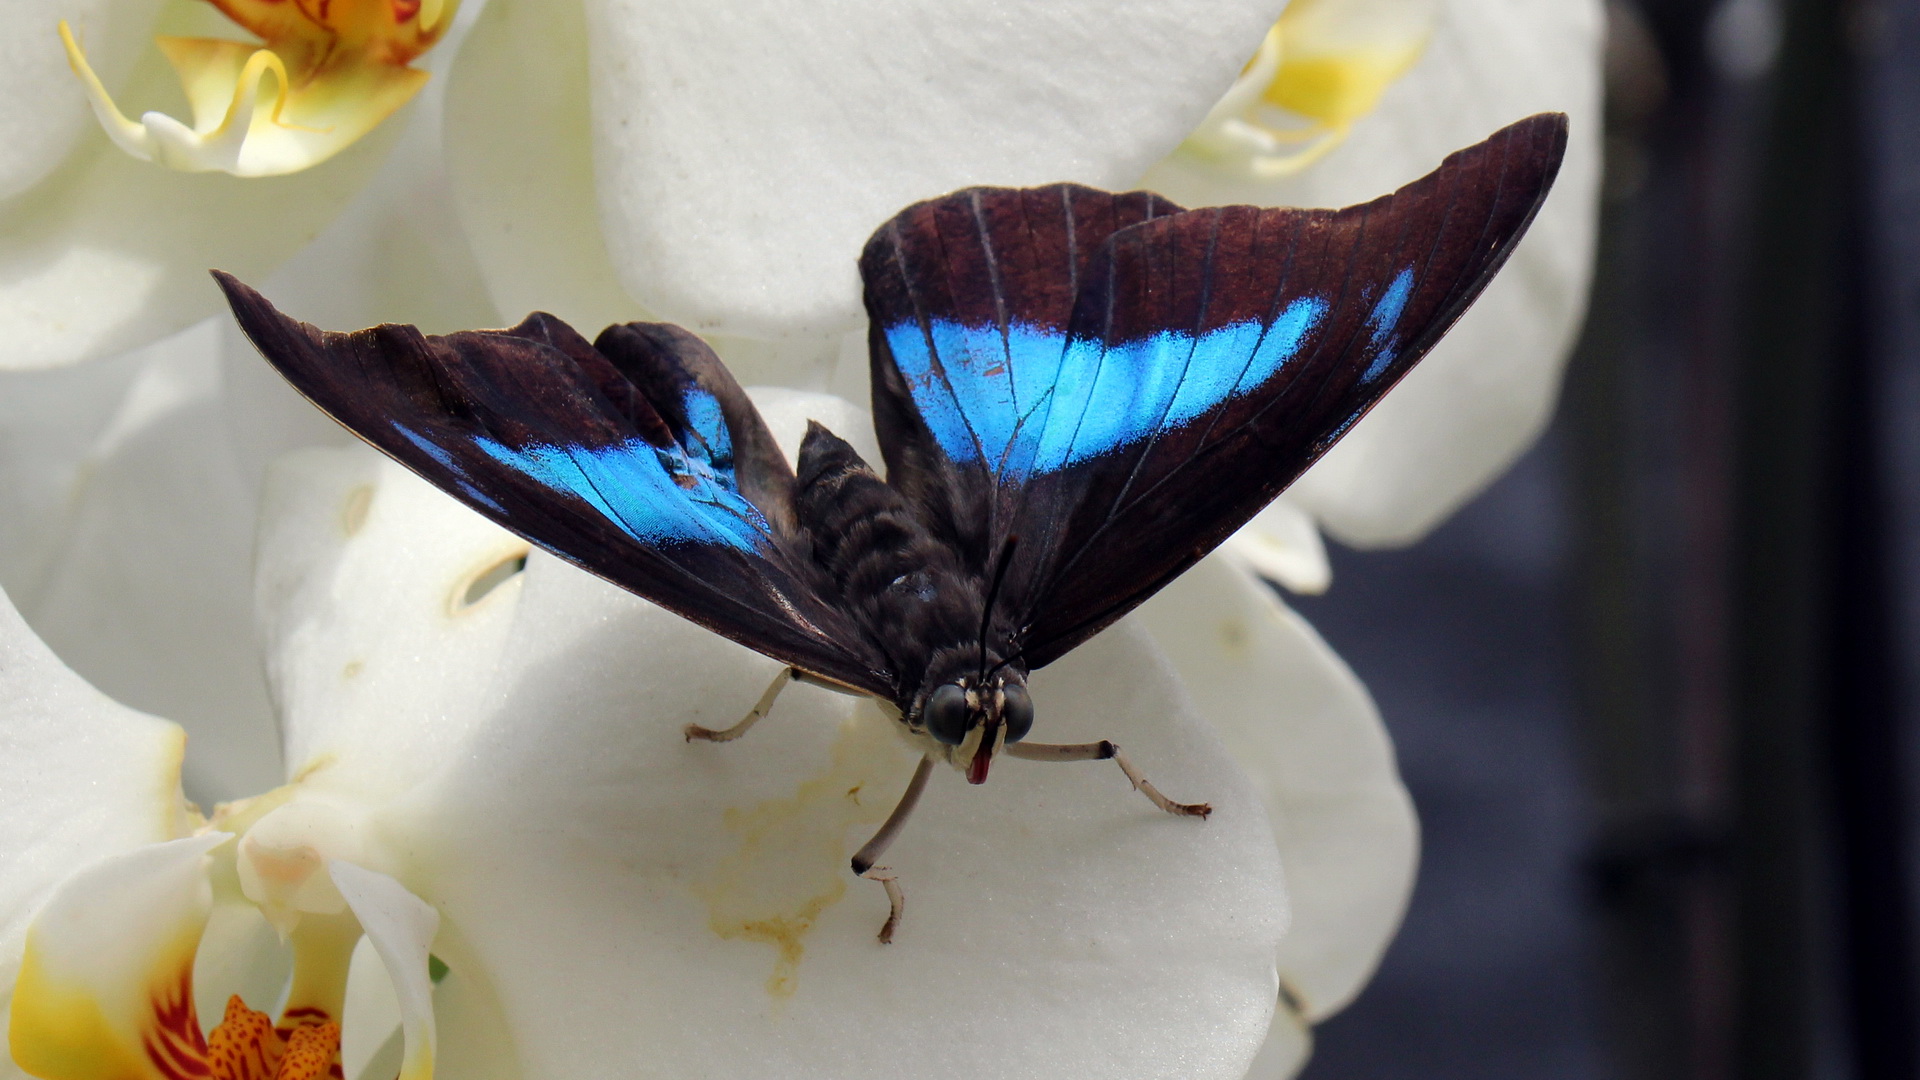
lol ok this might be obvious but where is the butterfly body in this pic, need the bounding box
[787,419,1029,781]
[219,113,1569,937]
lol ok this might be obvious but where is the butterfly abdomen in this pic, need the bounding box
[792,422,983,699]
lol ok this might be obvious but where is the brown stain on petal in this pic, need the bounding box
[340,484,375,537]
[1217,616,1250,659]
[693,711,915,998]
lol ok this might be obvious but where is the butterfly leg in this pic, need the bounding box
[851,755,935,943]
[1005,740,1212,818]
[684,666,798,743]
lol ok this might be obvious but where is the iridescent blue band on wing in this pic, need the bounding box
[885,296,1329,479]
[1360,267,1416,383]
[394,420,769,551]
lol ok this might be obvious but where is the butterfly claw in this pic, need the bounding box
[862,866,905,944]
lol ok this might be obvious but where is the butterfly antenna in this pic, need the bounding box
[978,535,1020,677]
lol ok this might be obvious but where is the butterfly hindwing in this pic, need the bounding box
[861,113,1569,669]
[216,273,894,697]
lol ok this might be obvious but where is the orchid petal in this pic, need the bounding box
[0,41,400,371]
[188,902,287,1046]
[60,28,431,178]
[214,87,502,537]
[746,386,883,468]
[397,546,1284,1079]
[338,937,400,1080]
[0,575,197,1036]
[1244,1007,1312,1080]
[18,320,278,804]
[418,952,515,1080]
[256,447,524,801]
[227,84,501,342]
[0,0,164,200]
[444,0,1284,343]
[1135,557,1416,1024]
[442,0,636,338]
[0,348,145,597]
[378,390,1287,1079]
[1223,496,1332,595]
[1142,0,1603,545]
[329,861,438,1080]
[8,834,228,1080]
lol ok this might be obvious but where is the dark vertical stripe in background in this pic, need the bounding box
[1849,0,1920,1074]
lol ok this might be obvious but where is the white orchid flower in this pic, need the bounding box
[1150,0,1605,552]
[0,0,448,373]
[0,6,1483,1069]
[59,0,456,177]
[1,384,1414,1080]
[1,0,1275,371]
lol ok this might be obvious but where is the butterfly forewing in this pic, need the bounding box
[863,184,1182,569]
[860,113,1569,669]
[217,273,894,697]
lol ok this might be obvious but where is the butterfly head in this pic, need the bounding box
[915,666,1034,785]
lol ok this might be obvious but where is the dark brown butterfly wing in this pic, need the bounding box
[218,273,895,696]
[860,113,1569,669]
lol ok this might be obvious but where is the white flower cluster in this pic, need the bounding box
[0,1,1601,1079]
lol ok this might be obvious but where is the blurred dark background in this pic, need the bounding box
[1296,1,1920,1078]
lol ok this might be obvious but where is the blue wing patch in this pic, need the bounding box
[1360,267,1415,383]
[392,381,771,552]
[884,295,1329,481]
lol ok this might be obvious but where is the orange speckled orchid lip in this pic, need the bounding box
[202,0,450,73]
[145,989,343,1080]
[6,835,438,1080]
[58,0,456,175]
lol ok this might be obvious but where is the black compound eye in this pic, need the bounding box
[925,683,971,745]
[1001,682,1034,743]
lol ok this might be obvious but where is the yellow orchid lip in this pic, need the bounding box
[10,836,439,1080]
[57,0,455,176]
[1179,0,1435,180]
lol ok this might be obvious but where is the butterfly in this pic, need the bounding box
[219,112,1567,941]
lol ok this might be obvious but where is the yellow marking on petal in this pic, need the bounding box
[1178,0,1435,180]
[282,914,360,1025]
[694,710,916,998]
[340,484,375,537]
[1261,8,1428,126]
[395,1044,434,1080]
[58,22,155,160]
[57,0,455,176]
[10,927,203,1080]
[158,725,205,837]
